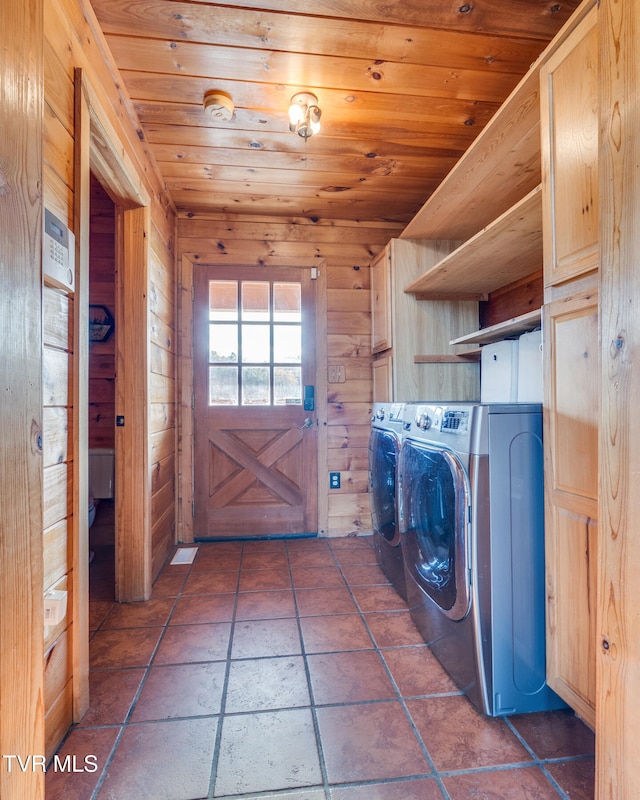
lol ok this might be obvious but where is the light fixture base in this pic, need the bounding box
[289,91,319,110]
[203,90,234,121]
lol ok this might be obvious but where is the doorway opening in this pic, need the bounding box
[87,174,117,599]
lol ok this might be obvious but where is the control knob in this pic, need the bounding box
[416,412,431,430]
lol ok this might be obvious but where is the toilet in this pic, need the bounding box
[89,448,115,500]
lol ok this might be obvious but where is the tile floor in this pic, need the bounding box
[47,522,595,800]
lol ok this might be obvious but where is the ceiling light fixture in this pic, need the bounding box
[288,92,321,140]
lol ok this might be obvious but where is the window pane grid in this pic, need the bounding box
[208,279,302,406]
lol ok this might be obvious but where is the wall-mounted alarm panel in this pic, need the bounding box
[43,208,75,292]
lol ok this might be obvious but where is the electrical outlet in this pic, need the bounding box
[329,472,341,490]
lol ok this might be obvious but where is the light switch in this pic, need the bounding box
[44,589,67,626]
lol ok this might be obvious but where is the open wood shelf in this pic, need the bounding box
[400,68,542,242]
[399,2,593,245]
[449,308,542,347]
[413,351,482,363]
[404,186,543,300]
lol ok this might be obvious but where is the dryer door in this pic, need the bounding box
[368,429,400,546]
[399,440,470,620]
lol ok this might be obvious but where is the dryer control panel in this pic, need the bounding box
[439,408,469,434]
[414,406,470,434]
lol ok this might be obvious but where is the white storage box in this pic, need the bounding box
[481,339,519,402]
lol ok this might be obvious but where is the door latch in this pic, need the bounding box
[303,385,315,411]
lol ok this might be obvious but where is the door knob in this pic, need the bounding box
[298,417,314,430]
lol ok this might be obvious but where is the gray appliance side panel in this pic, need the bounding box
[486,410,553,714]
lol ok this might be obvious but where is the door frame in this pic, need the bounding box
[74,69,152,721]
[1,1,45,795]
[178,254,328,542]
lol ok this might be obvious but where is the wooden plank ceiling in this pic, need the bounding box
[90,0,581,224]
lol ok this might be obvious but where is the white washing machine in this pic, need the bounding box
[368,402,407,600]
[398,402,565,715]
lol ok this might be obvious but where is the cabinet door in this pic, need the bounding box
[370,248,391,354]
[540,7,598,288]
[546,505,598,726]
[544,290,598,727]
[372,354,392,403]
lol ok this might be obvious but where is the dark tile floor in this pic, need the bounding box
[47,519,595,800]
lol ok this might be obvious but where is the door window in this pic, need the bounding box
[207,279,302,406]
[369,430,399,544]
[400,442,470,619]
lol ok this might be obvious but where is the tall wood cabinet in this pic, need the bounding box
[370,238,479,402]
[540,5,599,727]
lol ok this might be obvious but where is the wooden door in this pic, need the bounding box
[2,0,45,795]
[540,6,599,287]
[544,290,599,728]
[598,0,640,795]
[194,266,318,539]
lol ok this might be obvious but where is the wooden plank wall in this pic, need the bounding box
[42,286,75,758]
[0,1,46,797]
[177,214,402,537]
[41,0,177,758]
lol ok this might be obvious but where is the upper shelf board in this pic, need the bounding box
[404,185,543,300]
[400,67,541,242]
